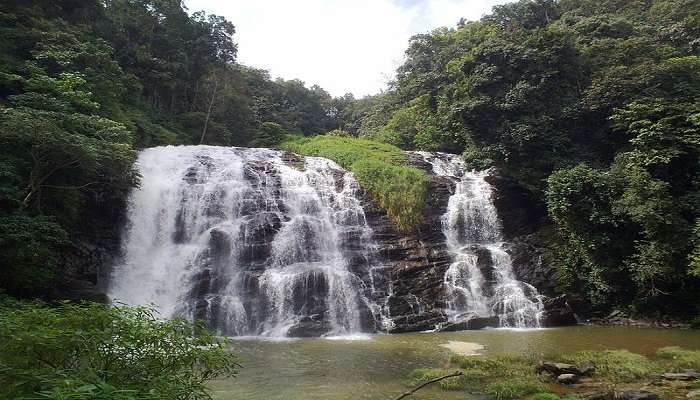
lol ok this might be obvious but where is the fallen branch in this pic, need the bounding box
[392,371,464,400]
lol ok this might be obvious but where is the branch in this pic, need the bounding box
[392,371,464,400]
[41,182,100,190]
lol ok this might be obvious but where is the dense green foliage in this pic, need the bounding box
[352,0,700,315]
[0,0,352,297]
[0,299,238,400]
[1,0,698,317]
[281,135,427,231]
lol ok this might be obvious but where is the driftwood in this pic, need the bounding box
[392,371,464,400]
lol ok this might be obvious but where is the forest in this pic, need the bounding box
[1,0,699,399]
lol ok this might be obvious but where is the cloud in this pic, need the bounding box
[184,0,507,97]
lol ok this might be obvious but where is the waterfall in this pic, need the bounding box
[109,145,382,337]
[416,152,543,328]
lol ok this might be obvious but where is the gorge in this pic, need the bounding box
[109,145,560,337]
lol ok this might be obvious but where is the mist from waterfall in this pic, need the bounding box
[416,152,543,328]
[109,145,385,337]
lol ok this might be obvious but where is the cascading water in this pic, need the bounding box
[109,145,383,337]
[416,152,543,328]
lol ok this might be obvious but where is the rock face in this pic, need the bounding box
[361,163,455,332]
[70,147,579,336]
[54,188,128,303]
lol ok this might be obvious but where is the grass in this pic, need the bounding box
[655,346,700,371]
[410,353,549,399]
[557,350,657,382]
[409,347,700,400]
[280,135,428,232]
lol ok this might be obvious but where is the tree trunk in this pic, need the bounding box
[200,77,218,144]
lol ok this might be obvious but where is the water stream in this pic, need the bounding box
[416,152,543,328]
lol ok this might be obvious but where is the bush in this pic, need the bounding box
[0,299,239,400]
[690,316,700,329]
[250,122,287,147]
[281,135,427,231]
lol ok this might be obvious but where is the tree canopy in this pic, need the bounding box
[351,0,700,314]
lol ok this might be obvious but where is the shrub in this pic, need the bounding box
[690,316,700,329]
[250,122,287,147]
[0,299,239,400]
[281,135,427,232]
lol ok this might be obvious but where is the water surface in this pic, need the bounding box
[212,326,700,400]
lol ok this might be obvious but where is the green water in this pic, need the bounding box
[211,326,700,400]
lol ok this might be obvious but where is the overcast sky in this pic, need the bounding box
[184,0,508,97]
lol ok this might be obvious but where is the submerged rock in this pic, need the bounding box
[440,341,485,355]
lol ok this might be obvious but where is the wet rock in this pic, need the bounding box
[537,361,582,376]
[287,316,332,337]
[580,361,597,376]
[620,390,659,400]
[662,370,699,381]
[438,316,500,332]
[486,172,548,239]
[557,373,580,384]
[389,311,446,333]
[540,295,579,327]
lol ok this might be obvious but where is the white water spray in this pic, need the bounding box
[416,152,543,328]
[109,146,381,337]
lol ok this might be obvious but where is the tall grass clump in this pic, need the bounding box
[410,353,548,400]
[558,350,657,382]
[656,346,700,371]
[281,135,427,232]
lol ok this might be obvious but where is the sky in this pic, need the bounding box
[184,0,509,97]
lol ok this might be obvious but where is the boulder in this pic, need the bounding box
[557,373,580,384]
[579,361,597,376]
[620,390,659,400]
[537,361,582,376]
[287,316,332,337]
